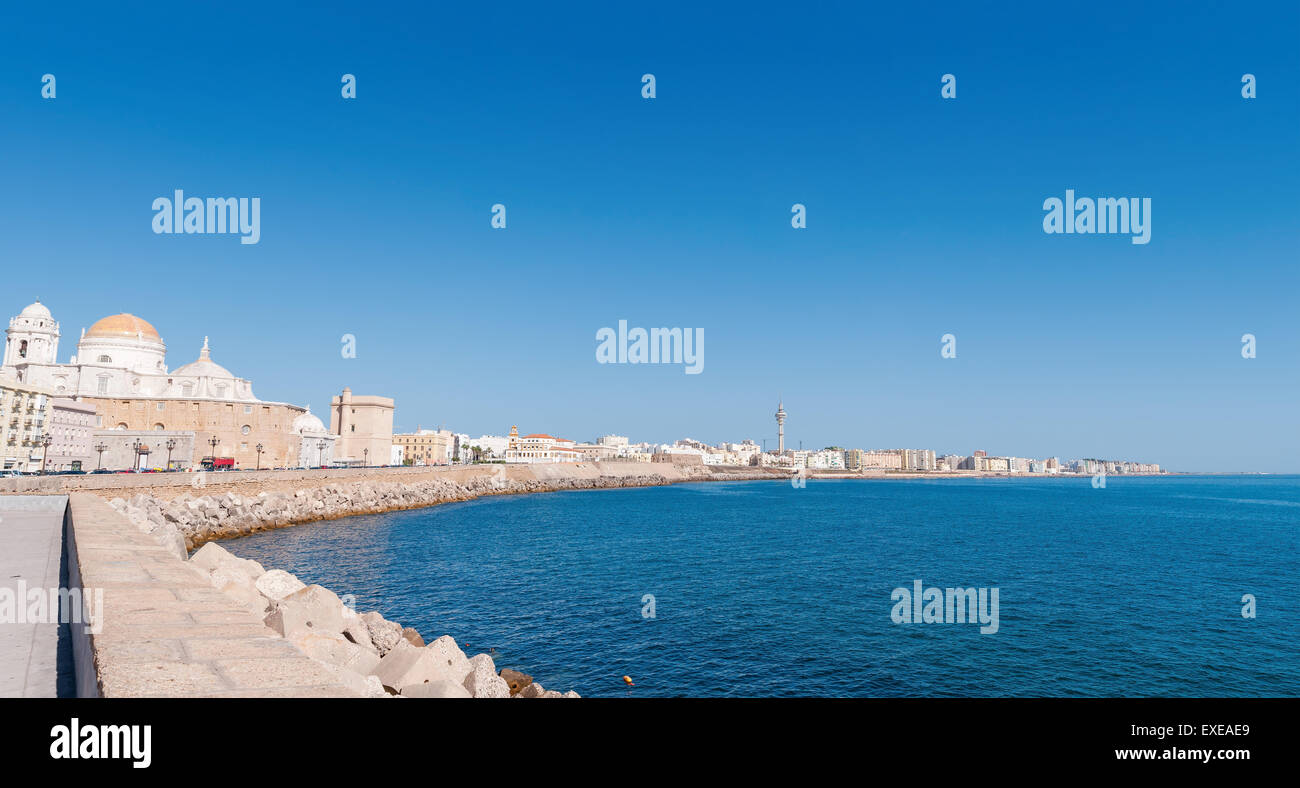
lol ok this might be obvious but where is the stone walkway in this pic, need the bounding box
[65,493,358,697]
[0,495,70,697]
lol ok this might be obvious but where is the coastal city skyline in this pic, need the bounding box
[5,297,1159,475]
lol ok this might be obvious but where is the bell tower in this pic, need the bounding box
[3,300,60,368]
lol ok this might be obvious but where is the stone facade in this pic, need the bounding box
[85,397,303,469]
[329,387,393,466]
[91,429,196,471]
[47,397,97,471]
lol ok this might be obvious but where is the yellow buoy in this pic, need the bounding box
[622,675,634,686]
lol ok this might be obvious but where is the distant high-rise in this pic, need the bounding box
[775,399,787,454]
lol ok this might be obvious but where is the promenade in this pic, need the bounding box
[0,495,72,697]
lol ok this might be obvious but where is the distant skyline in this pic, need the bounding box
[2,2,1297,472]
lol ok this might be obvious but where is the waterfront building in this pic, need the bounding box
[901,449,937,471]
[597,434,629,449]
[329,387,394,466]
[0,380,51,471]
[46,398,96,471]
[2,300,310,469]
[860,449,903,470]
[392,428,453,466]
[470,434,510,459]
[504,428,581,463]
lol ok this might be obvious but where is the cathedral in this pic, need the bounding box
[2,300,336,469]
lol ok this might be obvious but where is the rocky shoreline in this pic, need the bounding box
[103,463,775,697]
[180,540,568,698]
[108,463,774,554]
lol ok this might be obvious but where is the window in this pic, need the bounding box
[157,402,165,411]
[241,425,251,435]
[18,340,27,358]
[182,383,193,396]
[244,405,252,414]
[97,377,109,395]
[153,423,164,431]
[97,355,111,363]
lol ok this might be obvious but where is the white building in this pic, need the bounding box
[3,302,259,402]
[290,407,336,468]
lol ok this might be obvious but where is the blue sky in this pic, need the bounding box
[2,2,1297,471]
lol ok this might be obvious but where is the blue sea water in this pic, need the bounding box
[224,476,1300,697]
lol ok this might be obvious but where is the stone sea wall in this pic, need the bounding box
[106,461,778,553]
[77,462,777,697]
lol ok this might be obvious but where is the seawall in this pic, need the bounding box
[4,462,781,553]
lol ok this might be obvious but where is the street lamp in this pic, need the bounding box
[94,442,107,470]
[208,436,219,469]
[363,447,369,467]
[39,433,52,474]
[165,438,176,471]
[256,443,264,470]
[318,440,326,467]
[132,439,143,471]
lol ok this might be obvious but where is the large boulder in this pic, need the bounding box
[255,569,307,602]
[500,668,533,696]
[263,584,349,638]
[341,618,376,652]
[424,636,471,682]
[371,640,471,693]
[400,680,470,698]
[463,653,510,699]
[360,612,403,657]
[189,542,265,582]
[208,564,271,615]
[516,681,546,698]
[292,631,381,675]
[400,627,425,648]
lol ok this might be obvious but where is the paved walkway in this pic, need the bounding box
[0,495,71,697]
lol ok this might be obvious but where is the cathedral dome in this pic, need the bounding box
[19,301,52,319]
[291,406,327,435]
[85,313,161,342]
[172,337,235,379]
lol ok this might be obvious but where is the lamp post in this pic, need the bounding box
[165,438,176,471]
[132,439,143,471]
[363,447,369,467]
[208,436,219,469]
[39,433,52,474]
[256,443,264,470]
[94,442,107,470]
[318,440,326,468]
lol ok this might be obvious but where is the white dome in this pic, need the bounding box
[20,301,52,319]
[291,407,326,434]
[171,337,234,379]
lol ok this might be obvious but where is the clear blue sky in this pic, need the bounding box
[2,2,1297,472]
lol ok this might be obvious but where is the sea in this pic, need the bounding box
[223,475,1300,697]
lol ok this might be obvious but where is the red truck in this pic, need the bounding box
[200,457,235,471]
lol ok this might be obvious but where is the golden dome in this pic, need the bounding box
[84,313,161,342]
